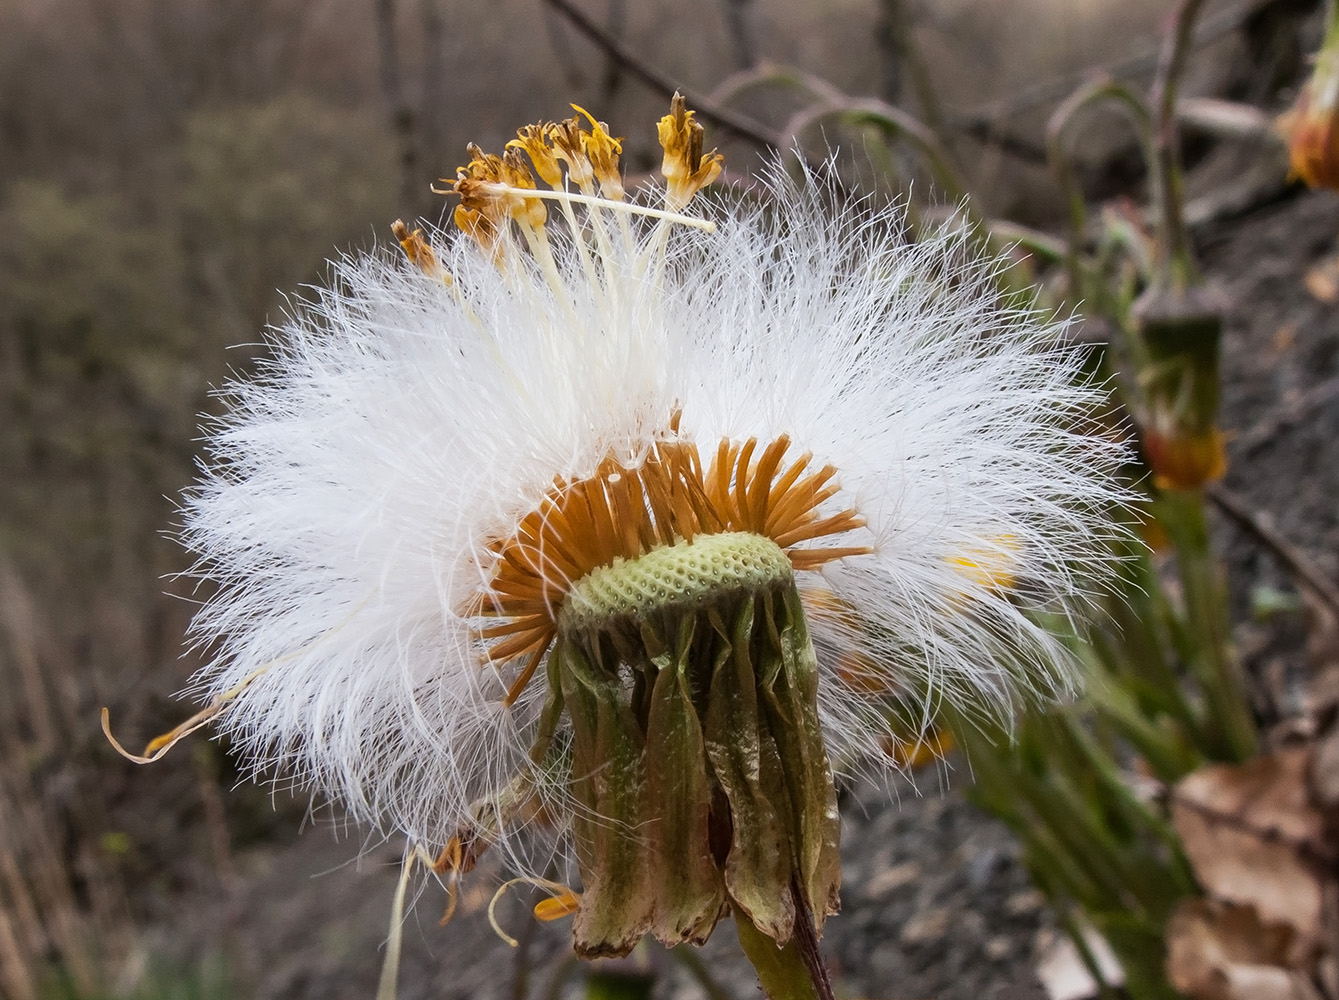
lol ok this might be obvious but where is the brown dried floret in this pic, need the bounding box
[658,92,724,211]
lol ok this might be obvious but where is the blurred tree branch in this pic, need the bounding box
[1208,486,1339,620]
[1149,0,1208,290]
[419,0,447,194]
[873,0,945,140]
[721,0,759,70]
[599,0,629,101]
[373,0,420,213]
[540,0,783,150]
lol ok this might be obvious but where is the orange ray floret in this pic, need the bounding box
[476,416,869,704]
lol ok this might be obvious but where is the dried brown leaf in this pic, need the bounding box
[1166,899,1320,1000]
[1172,747,1327,944]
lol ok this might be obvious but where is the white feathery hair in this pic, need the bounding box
[181,166,1129,867]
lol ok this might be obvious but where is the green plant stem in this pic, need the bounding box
[732,901,830,1000]
[1150,0,1206,291]
[1158,489,1257,762]
[1044,77,1153,299]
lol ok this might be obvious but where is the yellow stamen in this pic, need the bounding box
[487,877,580,947]
[570,104,625,201]
[102,664,269,764]
[547,115,594,192]
[533,889,581,922]
[508,123,564,188]
[449,143,547,252]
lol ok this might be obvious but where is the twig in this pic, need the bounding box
[510,895,539,1000]
[1207,484,1339,620]
[373,0,420,212]
[1045,75,1153,297]
[783,98,972,204]
[871,0,946,142]
[954,121,1048,165]
[372,0,417,211]
[1233,375,1339,456]
[418,0,447,173]
[598,0,629,101]
[540,0,783,150]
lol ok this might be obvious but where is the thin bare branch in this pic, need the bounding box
[419,0,448,184]
[952,0,1268,128]
[540,0,784,151]
[1208,485,1339,620]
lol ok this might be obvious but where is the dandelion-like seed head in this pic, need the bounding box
[162,95,1132,970]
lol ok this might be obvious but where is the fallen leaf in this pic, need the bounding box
[1172,747,1327,945]
[1166,899,1320,1000]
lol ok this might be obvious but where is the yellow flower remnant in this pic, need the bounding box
[881,728,956,769]
[1142,426,1227,492]
[533,890,582,922]
[390,219,452,284]
[947,535,1020,591]
[445,97,723,254]
[450,144,547,251]
[508,124,563,189]
[570,105,625,201]
[659,92,724,212]
[1279,41,1339,190]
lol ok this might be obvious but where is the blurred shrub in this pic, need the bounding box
[180,92,398,330]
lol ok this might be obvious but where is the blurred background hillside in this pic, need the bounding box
[0,1,1329,998]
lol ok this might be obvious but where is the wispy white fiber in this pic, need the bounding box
[181,169,1130,864]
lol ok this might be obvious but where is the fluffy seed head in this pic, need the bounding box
[179,101,1130,873]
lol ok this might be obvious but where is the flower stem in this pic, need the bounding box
[1149,0,1206,292]
[732,879,835,1000]
[1157,488,1257,762]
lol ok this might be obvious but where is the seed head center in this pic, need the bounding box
[558,531,793,633]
